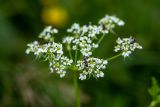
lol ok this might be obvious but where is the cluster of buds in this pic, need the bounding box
[26,14,142,80]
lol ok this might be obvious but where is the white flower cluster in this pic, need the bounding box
[26,26,73,78]
[26,41,63,57]
[49,56,73,78]
[62,15,125,79]
[62,36,74,44]
[26,14,142,80]
[64,24,101,56]
[114,37,143,57]
[63,15,124,57]
[39,26,58,41]
[99,15,125,31]
[76,57,108,80]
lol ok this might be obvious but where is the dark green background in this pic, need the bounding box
[0,0,160,107]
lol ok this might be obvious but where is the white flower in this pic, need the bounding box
[122,51,131,58]
[77,58,108,80]
[98,15,125,32]
[53,29,58,33]
[81,25,88,34]
[25,49,30,54]
[25,41,39,54]
[67,23,80,34]
[62,36,74,44]
[96,71,104,78]
[114,37,142,58]
[79,73,87,80]
[87,25,101,38]
[103,60,108,64]
[56,70,66,78]
[116,37,123,44]
[98,26,109,34]
[92,43,99,48]
[72,45,78,50]
[80,48,92,57]
[50,68,54,73]
[117,20,125,26]
[39,26,58,41]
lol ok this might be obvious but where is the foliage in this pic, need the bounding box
[148,77,160,107]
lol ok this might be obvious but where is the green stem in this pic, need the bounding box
[107,53,122,61]
[74,73,81,107]
[92,34,105,52]
[97,34,105,45]
[69,50,73,60]
[67,44,73,60]
[75,50,78,63]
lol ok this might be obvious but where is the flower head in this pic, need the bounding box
[99,15,125,32]
[26,26,73,78]
[39,26,58,41]
[114,37,142,58]
[26,14,142,80]
[77,57,108,80]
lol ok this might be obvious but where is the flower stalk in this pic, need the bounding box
[97,34,105,45]
[107,53,122,61]
[73,72,81,107]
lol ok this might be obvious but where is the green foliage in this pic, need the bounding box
[148,77,160,107]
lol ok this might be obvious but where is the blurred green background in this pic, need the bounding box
[0,0,160,107]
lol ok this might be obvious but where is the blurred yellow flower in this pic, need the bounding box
[42,6,68,27]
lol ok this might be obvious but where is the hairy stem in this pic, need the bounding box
[74,73,81,107]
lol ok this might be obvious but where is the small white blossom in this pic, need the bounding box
[96,71,104,78]
[39,26,58,41]
[81,25,88,34]
[80,48,92,57]
[72,45,78,50]
[122,51,131,57]
[103,60,108,65]
[114,37,142,58]
[79,74,87,80]
[117,20,125,26]
[77,57,108,80]
[87,25,101,38]
[99,15,125,32]
[67,23,80,34]
[92,43,99,48]
[25,41,39,55]
[62,36,74,44]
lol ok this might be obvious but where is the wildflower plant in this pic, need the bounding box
[26,14,142,107]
